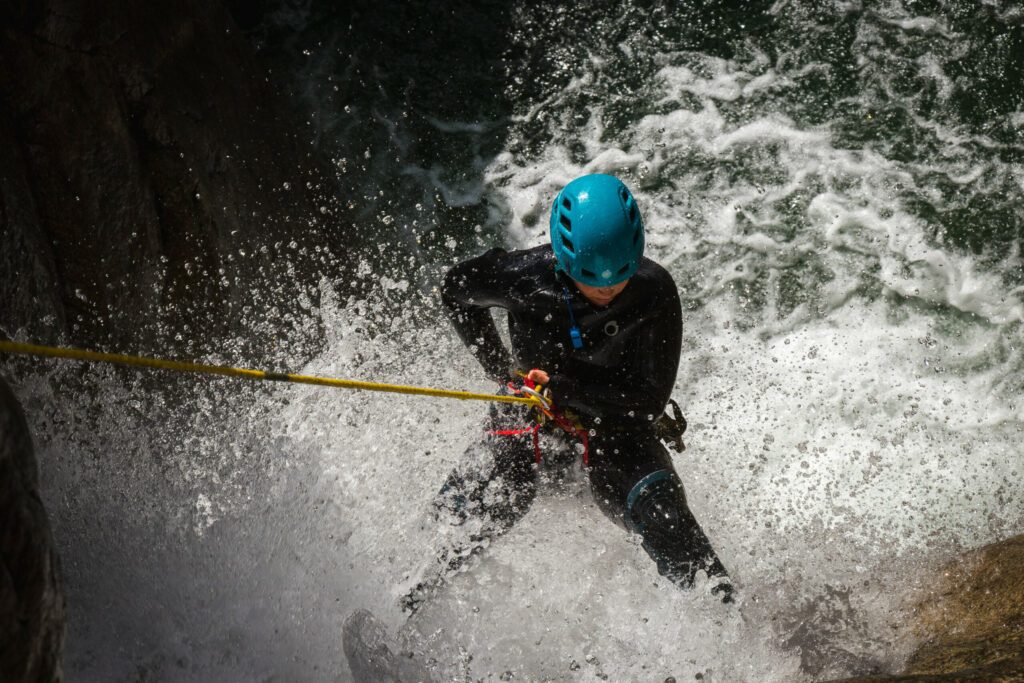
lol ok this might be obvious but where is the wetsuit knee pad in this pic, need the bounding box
[624,469,684,534]
[624,468,728,589]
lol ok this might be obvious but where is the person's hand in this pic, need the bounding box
[527,368,550,385]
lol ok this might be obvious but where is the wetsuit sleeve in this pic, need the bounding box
[440,248,516,383]
[547,286,682,424]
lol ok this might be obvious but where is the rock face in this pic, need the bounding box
[342,609,435,683]
[0,375,66,683]
[0,0,339,356]
[836,535,1024,682]
[1,3,348,678]
[903,535,1024,679]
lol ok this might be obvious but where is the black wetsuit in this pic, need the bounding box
[404,244,730,611]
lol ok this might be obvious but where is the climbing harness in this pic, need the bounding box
[490,374,591,466]
[488,422,544,463]
[493,378,688,464]
[0,341,542,408]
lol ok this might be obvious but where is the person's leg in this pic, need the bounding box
[402,402,538,613]
[587,431,733,602]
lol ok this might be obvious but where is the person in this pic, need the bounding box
[402,173,731,613]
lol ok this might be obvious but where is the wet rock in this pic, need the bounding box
[0,375,66,682]
[342,609,434,683]
[0,0,340,355]
[832,535,1024,682]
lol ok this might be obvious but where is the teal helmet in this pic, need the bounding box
[549,173,644,287]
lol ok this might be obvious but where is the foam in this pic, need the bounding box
[472,5,1024,678]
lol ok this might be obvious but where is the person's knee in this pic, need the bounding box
[624,469,727,585]
[624,469,685,534]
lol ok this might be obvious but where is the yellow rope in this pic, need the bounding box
[0,341,538,406]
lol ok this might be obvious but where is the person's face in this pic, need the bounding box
[572,278,630,306]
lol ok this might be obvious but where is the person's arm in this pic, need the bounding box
[547,287,682,424]
[440,248,516,383]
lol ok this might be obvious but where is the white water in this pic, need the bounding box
[8,1,1024,681]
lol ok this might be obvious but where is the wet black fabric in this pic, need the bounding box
[404,246,730,612]
[412,402,728,609]
[441,244,682,429]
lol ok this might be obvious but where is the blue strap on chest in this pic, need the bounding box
[561,287,584,349]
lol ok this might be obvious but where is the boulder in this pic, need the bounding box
[835,535,1024,682]
[0,375,66,682]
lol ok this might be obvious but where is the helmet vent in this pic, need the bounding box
[559,214,572,231]
[629,204,637,222]
[561,234,575,254]
[581,268,596,279]
[562,197,572,210]
[620,188,629,202]
[633,228,641,245]
[617,264,631,275]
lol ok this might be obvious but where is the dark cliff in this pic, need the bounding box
[0,375,65,682]
[0,0,341,358]
[0,2,350,678]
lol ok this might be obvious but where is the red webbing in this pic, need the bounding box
[491,376,591,466]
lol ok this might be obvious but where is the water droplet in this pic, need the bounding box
[593,417,601,425]
[282,182,291,190]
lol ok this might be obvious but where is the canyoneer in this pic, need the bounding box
[402,173,732,612]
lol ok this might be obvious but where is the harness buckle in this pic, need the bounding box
[655,398,687,453]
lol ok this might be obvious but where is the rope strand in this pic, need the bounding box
[0,341,539,407]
